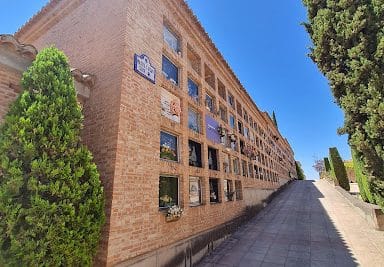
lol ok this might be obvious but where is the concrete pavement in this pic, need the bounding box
[198,180,384,267]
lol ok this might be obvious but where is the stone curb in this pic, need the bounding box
[322,180,384,231]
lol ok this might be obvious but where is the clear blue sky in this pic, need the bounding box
[1,1,351,179]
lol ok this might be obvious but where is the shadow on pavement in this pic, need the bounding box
[198,180,358,267]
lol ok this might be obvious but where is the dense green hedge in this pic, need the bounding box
[0,47,105,266]
[352,149,375,204]
[329,147,350,191]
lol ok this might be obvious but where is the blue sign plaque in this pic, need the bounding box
[134,54,156,84]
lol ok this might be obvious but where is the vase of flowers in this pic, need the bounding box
[217,125,226,137]
[165,205,183,222]
[230,133,236,143]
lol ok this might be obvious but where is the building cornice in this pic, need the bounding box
[0,34,37,58]
[171,0,289,146]
[15,0,85,43]
[0,34,37,72]
[0,35,94,100]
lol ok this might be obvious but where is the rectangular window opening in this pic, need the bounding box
[163,25,180,53]
[188,78,199,103]
[189,176,202,206]
[209,178,220,203]
[159,176,179,208]
[162,55,179,85]
[189,140,202,167]
[208,146,219,171]
[160,131,178,162]
[204,64,215,89]
[188,108,201,133]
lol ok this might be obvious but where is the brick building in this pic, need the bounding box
[1,0,297,266]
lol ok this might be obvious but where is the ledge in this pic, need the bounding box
[0,34,37,72]
[70,68,95,99]
[332,183,384,231]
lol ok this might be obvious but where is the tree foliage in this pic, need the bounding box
[0,47,105,266]
[272,111,278,129]
[295,161,306,180]
[303,0,384,208]
[324,157,331,172]
[329,147,350,191]
[313,159,325,174]
[352,148,375,203]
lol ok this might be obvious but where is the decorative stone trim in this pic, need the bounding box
[70,68,95,99]
[0,34,37,59]
[0,34,37,72]
[71,68,96,88]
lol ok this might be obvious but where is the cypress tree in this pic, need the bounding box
[324,157,331,172]
[329,147,350,191]
[352,149,375,203]
[272,111,278,129]
[0,47,105,266]
[303,0,384,208]
[295,161,306,180]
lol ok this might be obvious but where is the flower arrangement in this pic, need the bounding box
[229,133,237,143]
[160,144,177,161]
[217,125,226,137]
[165,205,183,222]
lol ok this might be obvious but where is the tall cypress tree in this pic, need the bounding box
[0,47,105,266]
[303,0,384,208]
[295,161,306,180]
[329,147,350,191]
[324,157,331,172]
[272,111,278,129]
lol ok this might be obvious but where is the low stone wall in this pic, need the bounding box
[118,181,294,267]
[243,187,276,207]
[333,184,384,231]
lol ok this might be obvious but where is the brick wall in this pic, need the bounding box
[14,0,297,265]
[17,0,129,264]
[0,66,22,123]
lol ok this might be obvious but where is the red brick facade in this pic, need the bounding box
[0,0,297,265]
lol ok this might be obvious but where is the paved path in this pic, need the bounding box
[198,180,384,267]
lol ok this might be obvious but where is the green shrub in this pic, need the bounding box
[329,147,350,191]
[0,47,105,266]
[352,149,375,204]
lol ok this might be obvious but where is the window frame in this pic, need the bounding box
[208,146,219,171]
[235,180,243,200]
[209,178,220,203]
[233,157,240,175]
[229,114,236,130]
[160,131,179,162]
[227,93,235,109]
[188,108,201,133]
[159,175,179,209]
[187,78,199,102]
[205,93,215,113]
[189,176,202,206]
[163,24,180,53]
[189,139,203,168]
[223,179,234,202]
[162,55,179,86]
